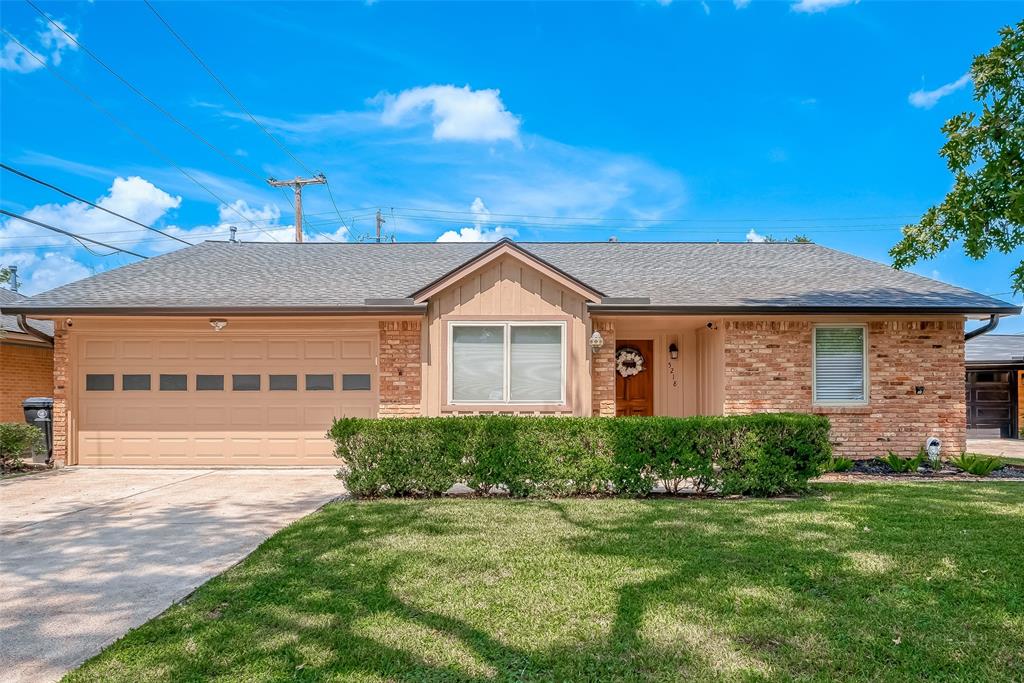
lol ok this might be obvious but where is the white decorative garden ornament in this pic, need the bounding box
[615,347,646,377]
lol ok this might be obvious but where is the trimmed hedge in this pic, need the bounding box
[330,414,831,498]
[0,422,45,473]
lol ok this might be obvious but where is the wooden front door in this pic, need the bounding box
[616,339,653,416]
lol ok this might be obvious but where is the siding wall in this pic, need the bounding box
[424,254,590,415]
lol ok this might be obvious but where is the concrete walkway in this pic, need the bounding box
[967,438,1024,458]
[0,468,343,683]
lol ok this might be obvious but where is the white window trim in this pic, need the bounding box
[447,320,567,406]
[812,323,869,406]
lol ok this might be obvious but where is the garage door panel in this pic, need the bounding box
[77,332,378,466]
[304,340,337,359]
[341,340,372,359]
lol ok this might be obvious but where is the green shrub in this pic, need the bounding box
[882,451,925,473]
[825,456,855,472]
[0,423,45,473]
[951,453,1002,477]
[329,413,831,498]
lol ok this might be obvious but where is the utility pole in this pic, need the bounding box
[266,174,326,242]
[375,209,385,243]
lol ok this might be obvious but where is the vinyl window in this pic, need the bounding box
[448,321,565,405]
[813,325,868,404]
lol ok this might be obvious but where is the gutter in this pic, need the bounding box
[1,304,429,317]
[16,314,54,346]
[965,314,1000,341]
[587,304,1023,316]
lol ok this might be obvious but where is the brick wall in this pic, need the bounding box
[51,327,69,467]
[723,319,965,458]
[0,341,54,423]
[591,320,616,417]
[378,320,422,417]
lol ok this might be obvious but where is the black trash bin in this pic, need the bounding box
[22,397,53,464]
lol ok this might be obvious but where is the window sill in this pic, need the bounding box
[811,403,872,415]
[442,403,572,414]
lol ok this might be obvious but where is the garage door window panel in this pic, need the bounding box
[160,374,188,391]
[196,374,224,391]
[86,374,114,391]
[342,374,371,391]
[270,374,298,391]
[305,374,334,391]
[122,374,151,391]
[233,374,261,391]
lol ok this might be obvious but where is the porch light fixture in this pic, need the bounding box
[589,331,604,351]
[209,318,228,332]
[668,342,679,360]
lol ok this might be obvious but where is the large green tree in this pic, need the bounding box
[891,20,1023,292]
[0,266,10,287]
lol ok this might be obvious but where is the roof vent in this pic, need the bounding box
[229,226,238,244]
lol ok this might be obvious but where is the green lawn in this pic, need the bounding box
[68,483,1024,682]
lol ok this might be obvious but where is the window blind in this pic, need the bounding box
[814,327,866,403]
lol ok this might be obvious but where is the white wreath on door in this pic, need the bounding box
[615,347,646,377]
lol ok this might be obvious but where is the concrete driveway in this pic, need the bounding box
[0,468,344,683]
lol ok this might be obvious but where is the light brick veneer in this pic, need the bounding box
[723,319,965,458]
[51,327,70,467]
[378,320,422,417]
[591,320,616,417]
[0,342,53,423]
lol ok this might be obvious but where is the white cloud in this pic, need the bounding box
[908,73,972,110]
[435,197,518,242]
[379,85,521,143]
[791,0,858,13]
[2,251,94,295]
[734,0,751,8]
[0,176,182,250]
[700,1,711,14]
[745,228,766,243]
[0,19,78,73]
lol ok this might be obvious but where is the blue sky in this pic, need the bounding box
[1,0,1022,329]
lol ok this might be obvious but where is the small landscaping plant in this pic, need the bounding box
[951,453,1002,477]
[882,451,926,473]
[0,422,44,473]
[330,413,831,498]
[824,456,855,472]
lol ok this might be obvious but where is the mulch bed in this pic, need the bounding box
[817,459,1024,482]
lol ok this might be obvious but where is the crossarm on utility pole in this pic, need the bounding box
[267,174,326,243]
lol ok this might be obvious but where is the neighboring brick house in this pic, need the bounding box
[5,239,1017,467]
[0,288,54,423]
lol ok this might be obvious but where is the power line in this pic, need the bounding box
[1,163,192,246]
[0,209,148,258]
[142,0,316,177]
[0,28,282,242]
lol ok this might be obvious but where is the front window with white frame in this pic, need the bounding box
[448,321,566,404]
[813,325,868,404]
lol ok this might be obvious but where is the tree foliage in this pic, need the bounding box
[891,21,1024,291]
[0,267,10,287]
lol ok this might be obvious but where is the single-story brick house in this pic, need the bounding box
[4,238,1018,467]
[0,288,54,423]
[965,334,1024,439]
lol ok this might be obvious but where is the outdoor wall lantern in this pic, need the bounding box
[589,331,605,351]
[668,342,679,360]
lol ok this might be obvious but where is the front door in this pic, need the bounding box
[615,339,653,416]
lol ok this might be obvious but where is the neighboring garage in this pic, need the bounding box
[965,334,1024,439]
[72,318,379,466]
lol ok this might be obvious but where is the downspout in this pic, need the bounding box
[16,314,54,346]
[964,314,999,341]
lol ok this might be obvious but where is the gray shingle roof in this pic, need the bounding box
[0,288,54,336]
[4,240,1018,315]
[966,334,1024,364]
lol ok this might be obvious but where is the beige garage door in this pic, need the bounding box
[76,332,377,466]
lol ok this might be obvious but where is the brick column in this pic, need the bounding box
[378,319,422,417]
[51,325,70,467]
[591,320,616,417]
